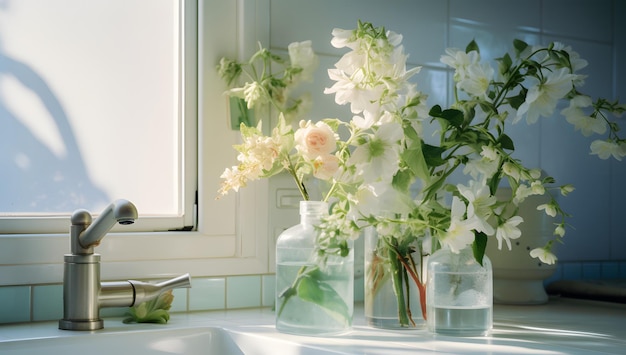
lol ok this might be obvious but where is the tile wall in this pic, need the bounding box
[2,260,626,325]
[0,275,276,325]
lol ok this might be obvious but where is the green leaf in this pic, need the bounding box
[507,89,527,110]
[297,271,351,326]
[392,169,413,192]
[513,39,529,56]
[496,53,513,75]
[472,232,488,266]
[229,97,256,130]
[498,133,515,151]
[429,104,443,117]
[401,145,430,183]
[429,105,464,128]
[465,39,479,54]
[422,144,446,167]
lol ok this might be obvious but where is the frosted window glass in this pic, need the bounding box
[0,0,185,220]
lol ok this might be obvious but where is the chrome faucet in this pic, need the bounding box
[59,199,191,331]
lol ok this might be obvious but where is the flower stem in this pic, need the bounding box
[276,265,311,318]
[395,249,427,320]
[285,156,309,200]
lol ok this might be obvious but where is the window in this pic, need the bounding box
[0,0,195,234]
[0,0,270,286]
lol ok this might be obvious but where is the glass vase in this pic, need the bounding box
[426,246,492,336]
[364,227,426,329]
[275,201,354,336]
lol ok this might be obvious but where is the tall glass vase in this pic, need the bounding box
[275,201,354,336]
[364,228,426,329]
[426,246,493,336]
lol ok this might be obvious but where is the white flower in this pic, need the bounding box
[554,224,566,238]
[480,145,499,161]
[325,68,384,114]
[495,216,523,250]
[502,162,521,182]
[560,184,575,196]
[294,120,337,160]
[551,42,588,79]
[353,182,412,217]
[530,180,545,195]
[348,121,403,183]
[217,126,283,197]
[513,184,532,204]
[312,154,340,180]
[440,48,480,82]
[441,197,479,253]
[242,81,265,109]
[537,203,557,217]
[590,140,625,161]
[463,156,499,181]
[288,40,318,83]
[457,180,497,236]
[530,247,557,265]
[457,62,494,99]
[325,26,418,116]
[351,114,375,130]
[218,166,247,195]
[562,95,606,136]
[514,68,577,124]
[329,27,356,49]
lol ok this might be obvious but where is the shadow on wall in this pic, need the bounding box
[0,36,109,213]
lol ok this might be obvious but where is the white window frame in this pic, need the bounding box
[0,0,271,286]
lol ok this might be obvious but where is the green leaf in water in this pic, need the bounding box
[296,270,351,326]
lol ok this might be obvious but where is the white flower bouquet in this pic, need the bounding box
[218,20,625,328]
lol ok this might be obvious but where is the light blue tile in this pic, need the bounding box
[170,287,188,312]
[227,275,261,309]
[189,278,225,311]
[542,0,612,41]
[562,262,583,280]
[262,275,275,308]
[0,286,31,324]
[450,0,542,31]
[32,284,63,322]
[620,262,626,279]
[582,262,602,279]
[100,307,128,318]
[601,262,620,279]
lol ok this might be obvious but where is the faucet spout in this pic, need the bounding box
[79,199,138,249]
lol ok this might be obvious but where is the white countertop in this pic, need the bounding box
[1,297,625,354]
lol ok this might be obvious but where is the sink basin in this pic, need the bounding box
[0,327,243,355]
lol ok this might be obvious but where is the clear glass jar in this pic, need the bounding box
[275,201,354,336]
[426,246,492,336]
[364,227,425,329]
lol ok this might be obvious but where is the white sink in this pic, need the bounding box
[0,327,243,355]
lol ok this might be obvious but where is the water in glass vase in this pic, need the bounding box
[276,260,354,336]
[428,305,491,336]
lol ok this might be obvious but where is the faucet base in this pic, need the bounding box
[59,319,104,331]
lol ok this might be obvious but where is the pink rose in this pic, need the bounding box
[295,120,337,160]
